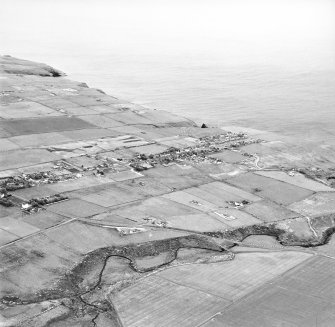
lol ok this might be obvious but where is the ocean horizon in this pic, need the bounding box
[1,0,334,157]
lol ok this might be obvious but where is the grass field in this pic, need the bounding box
[166,213,228,232]
[203,256,335,327]
[289,192,335,216]
[157,251,312,301]
[256,170,334,192]
[113,276,230,327]
[243,200,300,222]
[228,172,314,205]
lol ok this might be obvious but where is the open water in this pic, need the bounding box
[1,0,335,150]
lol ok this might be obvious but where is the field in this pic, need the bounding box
[0,149,60,170]
[227,172,314,205]
[203,256,335,327]
[157,251,311,300]
[243,200,301,222]
[289,192,335,216]
[165,213,228,232]
[209,209,262,228]
[0,116,95,136]
[144,164,213,189]
[184,182,261,207]
[209,150,246,163]
[114,251,313,327]
[256,170,334,192]
[113,276,230,327]
[9,132,72,147]
[109,197,201,221]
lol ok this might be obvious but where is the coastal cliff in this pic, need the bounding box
[0,55,64,77]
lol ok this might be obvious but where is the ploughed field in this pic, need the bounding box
[1,56,335,327]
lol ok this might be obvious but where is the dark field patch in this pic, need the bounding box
[0,116,96,136]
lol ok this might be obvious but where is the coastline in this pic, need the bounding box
[1,56,335,327]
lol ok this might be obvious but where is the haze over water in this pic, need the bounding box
[1,0,335,150]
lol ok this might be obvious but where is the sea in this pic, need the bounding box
[1,0,335,156]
